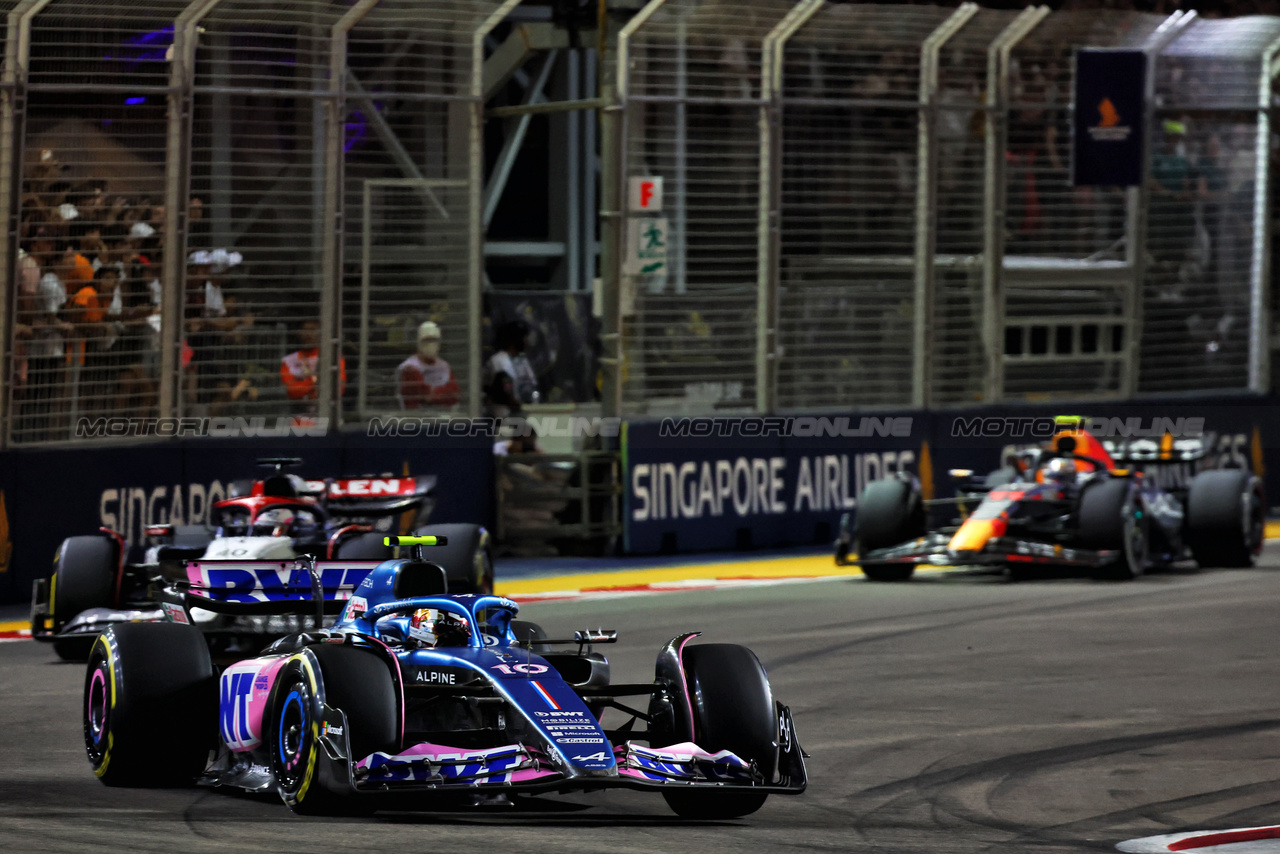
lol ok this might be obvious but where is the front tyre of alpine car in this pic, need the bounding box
[661,643,776,820]
[268,645,396,815]
[84,622,217,786]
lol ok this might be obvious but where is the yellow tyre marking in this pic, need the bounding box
[286,654,321,804]
[92,634,117,778]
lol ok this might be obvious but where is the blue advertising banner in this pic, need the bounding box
[1073,49,1145,187]
[623,398,1279,557]
[623,414,923,554]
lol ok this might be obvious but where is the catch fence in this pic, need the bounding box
[2,1,1279,447]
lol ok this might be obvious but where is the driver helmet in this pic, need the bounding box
[1043,457,1077,486]
[408,608,471,648]
[253,506,296,535]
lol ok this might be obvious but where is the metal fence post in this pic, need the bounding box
[1,0,54,447]
[470,0,525,418]
[758,0,824,415]
[606,0,669,419]
[2,5,35,443]
[1130,11,1196,398]
[981,6,1049,404]
[320,0,380,428]
[914,3,978,410]
[1250,37,1280,393]
[163,0,224,422]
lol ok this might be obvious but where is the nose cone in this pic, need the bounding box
[947,517,1006,554]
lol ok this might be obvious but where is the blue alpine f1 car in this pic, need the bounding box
[84,536,806,818]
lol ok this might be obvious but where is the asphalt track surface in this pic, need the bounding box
[3,550,1280,853]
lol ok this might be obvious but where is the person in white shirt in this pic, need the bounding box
[396,321,460,409]
[485,320,538,412]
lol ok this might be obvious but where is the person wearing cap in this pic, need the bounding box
[396,320,460,409]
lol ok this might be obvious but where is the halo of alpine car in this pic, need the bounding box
[34,458,806,817]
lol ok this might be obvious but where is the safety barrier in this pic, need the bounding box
[621,397,1273,554]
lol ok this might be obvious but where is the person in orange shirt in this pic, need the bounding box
[281,319,346,406]
[63,244,95,291]
[69,266,111,418]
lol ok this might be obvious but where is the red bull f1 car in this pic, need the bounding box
[835,427,1263,581]
[33,458,492,659]
[83,536,806,818]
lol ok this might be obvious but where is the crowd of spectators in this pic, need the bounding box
[9,149,546,438]
[12,152,169,438]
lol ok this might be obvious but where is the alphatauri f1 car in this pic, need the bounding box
[835,427,1263,581]
[34,459,492,659]
[84,536,806,818]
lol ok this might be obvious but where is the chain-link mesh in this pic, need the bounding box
[620,0,792,415]
[4,4,1280,446]
[999,11,1164,401]
[10,0,187,444]
[344,1,493,418]
[932,9,1019,407]
[773,4,950,412]
[183,3,345,424]
[1139,16,1280,394]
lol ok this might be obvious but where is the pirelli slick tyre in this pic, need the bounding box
[84,623,217,786]
[662,644,775,820]
[411,523,494,595]
[269,646,396,815]
[51,535,118,660]
[855,479,925,582]
[1077,479,1148,581]
[1185,469,1264,568]
[332,531,393,561]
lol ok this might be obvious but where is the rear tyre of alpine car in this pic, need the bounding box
[410,523,493,594]
[1185,469,1264,568]
[1077,478,1148,580]
[332,530,394,561]
[84,622,217,786]
[855,478,925,582]
[269,645,397,815]
[51,535,119,661]
[662,643,775,820]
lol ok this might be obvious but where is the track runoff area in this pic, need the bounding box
[3,540,1280,852]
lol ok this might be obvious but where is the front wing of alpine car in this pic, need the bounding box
[858,533,1121,570]
[307,704,807,798]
